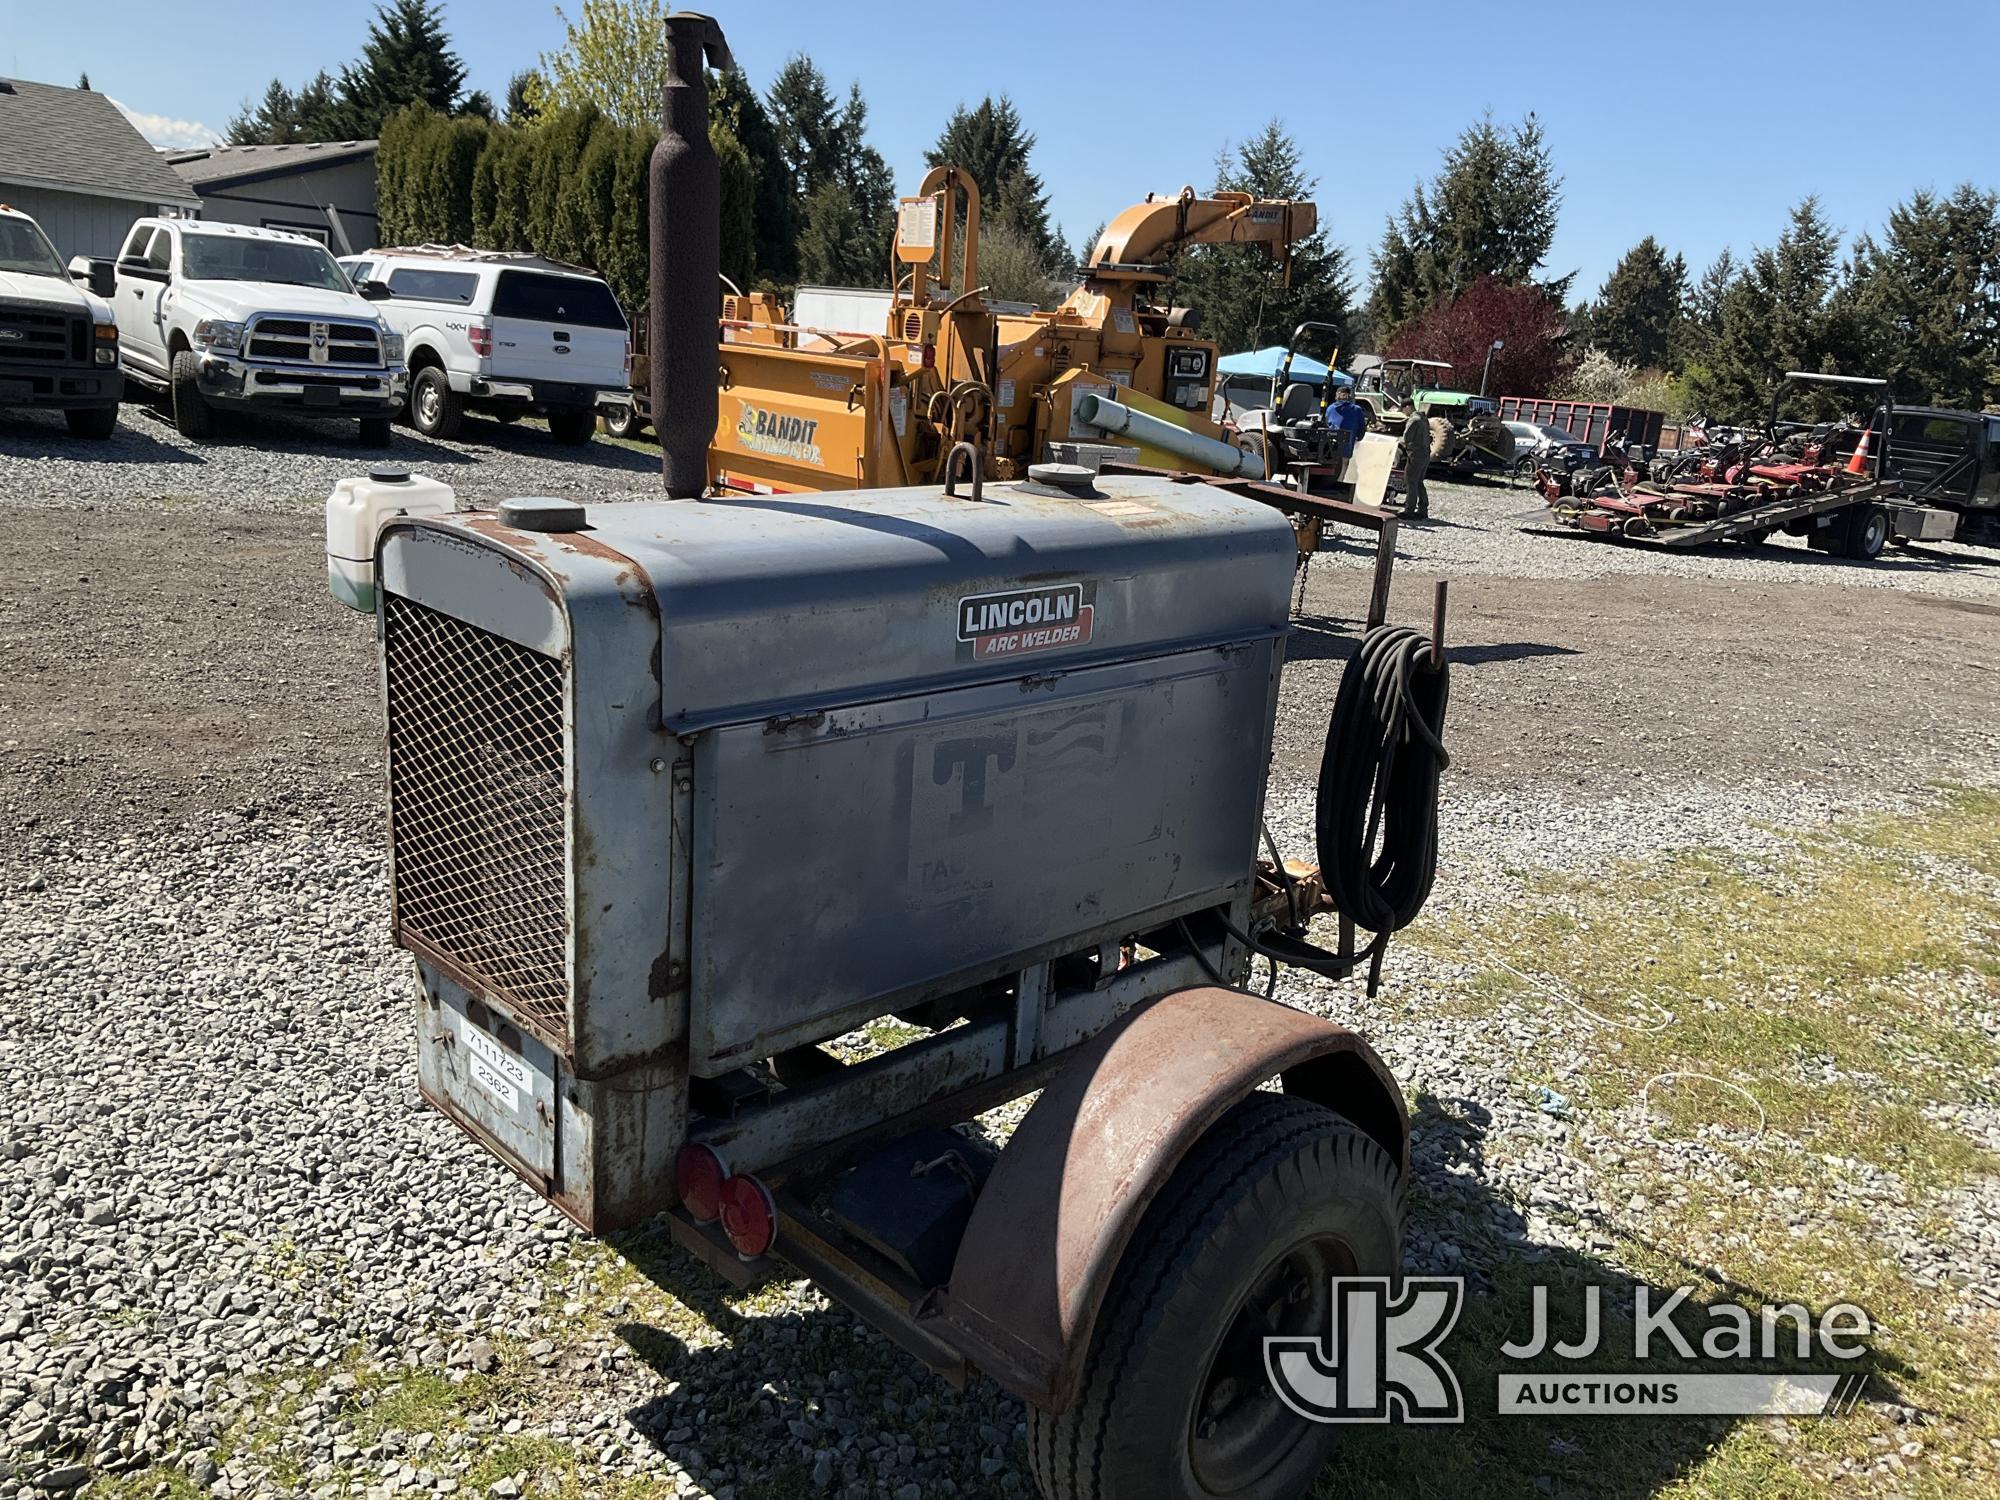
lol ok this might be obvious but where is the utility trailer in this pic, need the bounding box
[1534,371,1962,561]
[330,17,1455,1500]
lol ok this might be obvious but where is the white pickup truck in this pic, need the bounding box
[338,247,630,445]
[110,218,405,443]
[0,203,122,438]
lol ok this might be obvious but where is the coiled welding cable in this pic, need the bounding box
[1315,622,1450,942]
[1196,623,1450,995]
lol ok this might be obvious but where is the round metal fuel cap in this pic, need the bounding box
[499,496,589,532]
[1025,462,1098,496]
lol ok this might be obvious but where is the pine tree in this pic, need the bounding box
[767,60,892,287]
[1169,122,1354,357]
[340,0,468,135]
[1673,247,1736,372]
[766,56,844,196]
[229,1,472,144]
[1847,185,2000,408]
[713,66,797,285]
[796,181,874,286]
[1585,237,1686,369]
[76,73,90,91]
[1367,112,1564,341]
[925,96,1054,258]
[227,72,350,144]
[505,71,544,126]
[1683,199,1853,422]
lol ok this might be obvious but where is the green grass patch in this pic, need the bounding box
[1368,786,2000,1499]
[1411,788,2000,1188]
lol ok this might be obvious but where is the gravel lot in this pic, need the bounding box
[2,422,1997,1498]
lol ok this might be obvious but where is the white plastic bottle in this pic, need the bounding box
[326,465,457,612]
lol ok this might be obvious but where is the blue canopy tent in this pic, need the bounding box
[1216,346,1351,387]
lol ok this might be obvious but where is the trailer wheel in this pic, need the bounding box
[1843,504,1888,561]
[1028,1093,1404,1500]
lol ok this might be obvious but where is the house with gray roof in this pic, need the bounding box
[0,76,201,258]
[166,141,379,255]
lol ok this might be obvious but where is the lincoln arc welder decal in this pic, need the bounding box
[955,583,1094,661]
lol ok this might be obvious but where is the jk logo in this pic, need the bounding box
[1265,1277,1466,1424]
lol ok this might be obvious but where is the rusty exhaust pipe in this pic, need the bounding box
[650,12,732,498]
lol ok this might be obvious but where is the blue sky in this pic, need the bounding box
[5,0,1993,299]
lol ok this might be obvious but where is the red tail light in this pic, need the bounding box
[920,343,935,370]
[674,1143,728,1223]
[468,323,493,358]
[719,1173,777,1257]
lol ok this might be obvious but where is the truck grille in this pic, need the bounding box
[246,316,383,367]
[0,303,80,364]
[383,595,571,1049]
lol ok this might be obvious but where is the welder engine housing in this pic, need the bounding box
[378,474,1295,1228]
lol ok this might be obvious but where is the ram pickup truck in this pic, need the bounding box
[0,204,122,438]
[111,219,405,443]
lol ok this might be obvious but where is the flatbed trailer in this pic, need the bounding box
[1537,371,1963,562]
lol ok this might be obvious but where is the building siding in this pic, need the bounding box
[0,182,162,260]
[187,159,379,253]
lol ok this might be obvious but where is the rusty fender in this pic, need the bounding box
[934,985,1407,1413]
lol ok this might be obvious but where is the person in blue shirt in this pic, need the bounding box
[1326,381,1368,458]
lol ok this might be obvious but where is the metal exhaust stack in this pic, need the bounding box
[650,12,732,498]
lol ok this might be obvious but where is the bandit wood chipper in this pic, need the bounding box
[707,171,1320,496]
[330,16,1452,1499]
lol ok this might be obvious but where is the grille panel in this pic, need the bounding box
[246,316,383,367]
[0,303,79,364]
[384,595,570,1048]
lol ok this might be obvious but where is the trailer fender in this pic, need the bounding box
[933,984,1407,1413]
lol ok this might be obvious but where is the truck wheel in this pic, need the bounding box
[170,350,213,439]
[602,405,645,440]
[357,415,394,448]
[1843,504,1888,561]
[65,405,118,440]
[408,366,463,440]
[1028,1093,1404,1500]
[547,408,596,445]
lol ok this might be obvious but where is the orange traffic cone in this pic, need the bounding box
[1846,428,1873,475]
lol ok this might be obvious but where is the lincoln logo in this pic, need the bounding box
[956,584,1093,660]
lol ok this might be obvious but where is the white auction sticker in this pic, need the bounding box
[468,1054,519,1112]
[461,1019,532,1112]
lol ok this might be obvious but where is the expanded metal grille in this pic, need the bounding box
[384,594,570,1047]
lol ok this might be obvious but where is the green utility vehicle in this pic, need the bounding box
[1350,355,1517,475]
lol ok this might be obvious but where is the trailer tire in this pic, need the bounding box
[170,350,214,439]
[1843,504,1888,561]
[1027,1093,1404,1500]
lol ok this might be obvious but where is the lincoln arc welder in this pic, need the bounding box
[334,14,1453,1498]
